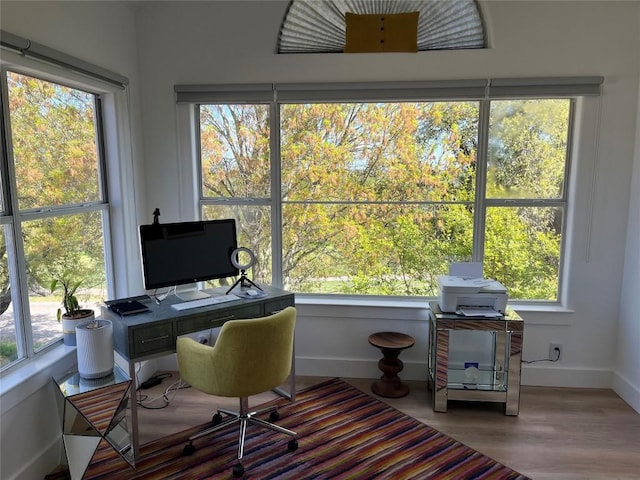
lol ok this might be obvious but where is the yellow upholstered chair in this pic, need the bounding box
[176,306,297,477]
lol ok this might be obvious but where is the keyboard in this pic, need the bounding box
[171,294,240,311]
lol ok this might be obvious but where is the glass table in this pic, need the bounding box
[427,302,523,415]
[53,364,134,479]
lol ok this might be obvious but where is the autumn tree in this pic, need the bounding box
[1,72,106,315]
[484,99,570,299]
[200,98,569,300]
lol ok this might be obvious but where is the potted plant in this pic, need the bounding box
[51,276,95,346]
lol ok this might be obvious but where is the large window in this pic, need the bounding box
[485,100,570,300]
[185,80,595,302]
[0,70,110,371]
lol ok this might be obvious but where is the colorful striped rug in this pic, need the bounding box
[77,378,529,479]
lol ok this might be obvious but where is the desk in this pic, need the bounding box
[427,302,523,415]
[102,285,295,460]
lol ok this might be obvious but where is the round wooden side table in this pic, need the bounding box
[368,331,415,398]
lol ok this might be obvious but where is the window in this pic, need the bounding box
[181,79,598,302]
[278,101,479,296]
[484,99,571,300]
[0,70,110,371]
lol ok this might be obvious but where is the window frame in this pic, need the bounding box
[177,79,600,305]
[477,98,575,306]
[0,60,116,375]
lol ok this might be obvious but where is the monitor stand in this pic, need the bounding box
[175,289,210,301]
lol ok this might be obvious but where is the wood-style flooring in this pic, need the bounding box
[135,374,640,480]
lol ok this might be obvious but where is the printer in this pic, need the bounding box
[437,275,508,314]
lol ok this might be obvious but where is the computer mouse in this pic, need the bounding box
[246,289,259,296]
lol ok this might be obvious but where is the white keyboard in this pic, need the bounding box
[171,294,240,311]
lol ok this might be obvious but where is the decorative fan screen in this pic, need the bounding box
[277,0,486,53]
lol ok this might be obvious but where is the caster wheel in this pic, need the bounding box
[232,463,244,477]
[183,443,196,456]
[212,413,223,424]
[269,410,280,422]
[288,439,298,452]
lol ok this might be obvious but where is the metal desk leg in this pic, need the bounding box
[272,342,296,402]
[506,331,522,415]
[433,329,449,412]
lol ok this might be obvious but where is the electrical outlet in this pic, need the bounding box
[549,343,562,361]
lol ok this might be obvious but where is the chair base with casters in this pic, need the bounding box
[183,396,298,477]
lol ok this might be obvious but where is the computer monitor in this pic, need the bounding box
[139,219,239,293]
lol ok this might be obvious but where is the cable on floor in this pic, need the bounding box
[136,372,191,410]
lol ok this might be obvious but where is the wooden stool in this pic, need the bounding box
[368,331,415,398]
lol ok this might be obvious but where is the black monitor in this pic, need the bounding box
[139,219,239,291]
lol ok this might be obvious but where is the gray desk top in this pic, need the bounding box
[103,285,292,326]
[102,285,294,361]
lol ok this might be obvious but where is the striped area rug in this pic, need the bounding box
[79,378,529,479]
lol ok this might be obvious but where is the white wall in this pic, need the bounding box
[1,1,639,479]
[613,7,640,414]
[136,0,640,391]
[0,2,145,479]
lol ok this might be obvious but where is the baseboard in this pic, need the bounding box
[296,357,617,389]
[141,355,620,390]
[520,364,612,388]
[612,371,640,414]
[296,357,427,382]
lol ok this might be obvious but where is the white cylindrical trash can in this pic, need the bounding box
[76,319,114,379]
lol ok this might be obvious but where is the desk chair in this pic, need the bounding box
[176,307,298,477]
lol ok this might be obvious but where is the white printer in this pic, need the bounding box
[437,275,508,314]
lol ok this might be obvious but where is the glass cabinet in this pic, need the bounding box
[427,302,523,415]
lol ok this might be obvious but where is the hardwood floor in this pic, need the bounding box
[136,373,640,480]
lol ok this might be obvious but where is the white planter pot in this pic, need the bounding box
[62,310,95,346]
[76,319,114,379]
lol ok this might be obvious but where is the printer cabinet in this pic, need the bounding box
[427,302,523,415]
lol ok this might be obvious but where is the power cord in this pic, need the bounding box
[135,372,191,410]
[152,286,176,304]
[523,346,561,364]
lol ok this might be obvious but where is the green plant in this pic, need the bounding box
[0,340,18,367]
[50,276,85,321]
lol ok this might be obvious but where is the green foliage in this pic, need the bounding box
[0,341,18,365]
[200,98,569,301]
[3,72,106,309]
[484,206,561,299]
[6,72,570,303]
[276,102,480,295]
[50,276,84,320]
[488,100,569,199]
[23,212,106,295]
[7,72,101,209]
